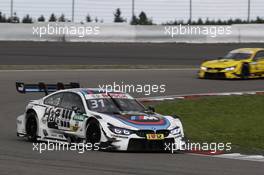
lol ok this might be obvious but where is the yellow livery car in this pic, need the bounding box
[199,48,264,79]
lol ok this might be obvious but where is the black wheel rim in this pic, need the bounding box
[27,117,37,139]
[86,124,101,144]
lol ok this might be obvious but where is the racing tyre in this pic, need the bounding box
[86,120,101,145]
[241,63,250,79]
[26,112,38,142]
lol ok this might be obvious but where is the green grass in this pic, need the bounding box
[155,95,264,154]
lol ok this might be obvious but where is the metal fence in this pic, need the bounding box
[0,0,263,23]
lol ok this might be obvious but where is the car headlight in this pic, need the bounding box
[170,126,181,135]
[108,124,134,135]
[224,66,236,71]
[201,66,207,71]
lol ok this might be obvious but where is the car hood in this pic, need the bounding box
[108,112,171,130]
[202,59,241,68]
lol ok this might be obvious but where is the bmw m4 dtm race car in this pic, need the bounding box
[199,48,264,79]
[16,82,185,152]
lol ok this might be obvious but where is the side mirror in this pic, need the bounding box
[72,106,82,114]
[147,106,155,113]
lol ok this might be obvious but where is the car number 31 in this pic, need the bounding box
[90,99,105,109]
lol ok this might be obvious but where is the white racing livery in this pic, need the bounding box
[16,82,185,151]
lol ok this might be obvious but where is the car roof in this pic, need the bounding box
[231,48,264,53]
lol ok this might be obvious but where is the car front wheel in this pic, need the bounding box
[86,119,101,145]
[241,63,250,79]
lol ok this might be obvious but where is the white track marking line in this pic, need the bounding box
[187,153,264,162]
[138,90,264,102]
[213,153,264,162]
[0,68,199,72]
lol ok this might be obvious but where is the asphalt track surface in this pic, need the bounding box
[0,70,263,175]
[0,42,264,65]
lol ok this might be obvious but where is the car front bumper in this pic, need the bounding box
[198,70,239,79]
[104,133,185,152]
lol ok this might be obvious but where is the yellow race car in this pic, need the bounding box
[199,48,264,79]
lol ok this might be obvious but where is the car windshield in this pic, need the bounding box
[223,52,252,60]
[86,93,145,114]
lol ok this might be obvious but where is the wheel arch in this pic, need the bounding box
[26,108,37,116]
[25,109,38,123]
[85,116,100,128]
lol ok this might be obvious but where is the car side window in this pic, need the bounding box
[254,51,264,61]
[60,92,85,113]
[44,93,63,106]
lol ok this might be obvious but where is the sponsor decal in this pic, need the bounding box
[85,93,110,100]
[43,107,73,129]
[108,93,133,99]
[124,115,164,124]
[70,125,79,132]
[73,114,86,121]
[43,129,48,136]
[70,121,80,132]
[113,114,169,128]
[85,93,133,100]
[130,115,159,121]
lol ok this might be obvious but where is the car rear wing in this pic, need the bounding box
[16,82,80,95]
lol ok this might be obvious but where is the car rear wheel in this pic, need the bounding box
[26,112,38,142]
[86,120,101,145]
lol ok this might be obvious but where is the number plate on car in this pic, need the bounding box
[146,134,164,140]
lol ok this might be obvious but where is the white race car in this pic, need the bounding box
[16,82,185,151]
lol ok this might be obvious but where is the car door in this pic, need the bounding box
[43,92,64,130]
[59,92,86,132]
[252,51,264,74]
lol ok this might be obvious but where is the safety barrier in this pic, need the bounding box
[0,23,263,43]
